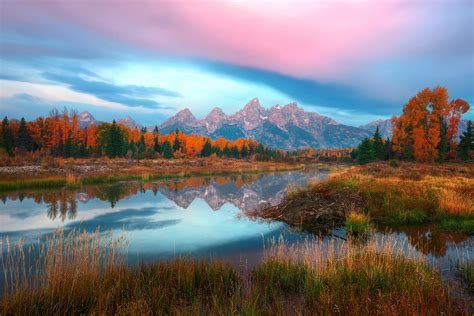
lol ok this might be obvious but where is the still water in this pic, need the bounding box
[1,170,472,286]
[0,171,327,265]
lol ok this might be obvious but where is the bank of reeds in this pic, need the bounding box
[255,162,474,234]
[1,229,468,314]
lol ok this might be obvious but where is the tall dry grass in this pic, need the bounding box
[322,163,474,233]
[1,228,127,309]
[1,229,468,315]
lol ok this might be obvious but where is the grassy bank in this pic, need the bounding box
[0,229,468,314]
[254,162,474,235]
[0,162,304,192]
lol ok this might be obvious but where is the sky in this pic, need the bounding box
[0,0,473,126]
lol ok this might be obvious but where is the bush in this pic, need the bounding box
[389,159,399,168]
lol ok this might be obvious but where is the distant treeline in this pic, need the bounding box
[0,109,283,161]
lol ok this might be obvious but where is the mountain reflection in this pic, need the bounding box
[0,171,472,260]
[0,171,325,220]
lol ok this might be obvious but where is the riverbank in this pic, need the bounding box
[251,162,474,235]
[0,158,308,192]
[1,229,469,315]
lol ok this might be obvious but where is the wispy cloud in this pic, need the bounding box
[41,69,181,109]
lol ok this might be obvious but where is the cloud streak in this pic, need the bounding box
[41,69,181,109]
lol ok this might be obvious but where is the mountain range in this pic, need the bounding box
[77,98,470,149]
[157,98,372,149]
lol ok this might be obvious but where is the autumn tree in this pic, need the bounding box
[391,87,469,162]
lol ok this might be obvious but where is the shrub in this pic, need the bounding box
[389,159,399,168]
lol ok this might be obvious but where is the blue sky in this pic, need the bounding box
[0,0,472,126]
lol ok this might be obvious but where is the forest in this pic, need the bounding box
[0,110,283,162]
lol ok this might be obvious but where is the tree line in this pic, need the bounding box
[0,109,283,161]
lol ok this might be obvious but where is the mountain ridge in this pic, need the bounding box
[158,98,370,149]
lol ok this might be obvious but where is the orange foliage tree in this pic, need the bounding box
[391,87,469,162]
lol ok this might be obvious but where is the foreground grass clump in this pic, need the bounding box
[456,259,474,293]
[252,236,462,314]
[345,210,370,235]
[1,230,466,315]
[323,162,474,233]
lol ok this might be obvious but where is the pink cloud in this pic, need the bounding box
[1,0,421,80]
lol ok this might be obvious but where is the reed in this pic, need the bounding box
[0,230,467,314]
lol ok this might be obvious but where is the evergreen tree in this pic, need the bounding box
[1,117,14,156]
[17,117,32,151]
[458,120,474,160]
[223,146,231,158]
[356,137,375,164]
[64,135,72,157]
[240,145,249,158]
[173,137,181,152]
[137,134,146,158]
[106,120,124,158]
[372,126,385,160]
[211,145,222,157]
[437,119,449,161]
[231,145,239,158]
[384,138,393,160]
[201,140,212,157]
[162,140,173,159]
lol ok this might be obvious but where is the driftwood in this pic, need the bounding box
[249,184,363,233]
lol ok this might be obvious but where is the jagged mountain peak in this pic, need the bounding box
[242,98,263,111]
[118,116,142,129]
[175,108,197,121]
[77,111,98,128]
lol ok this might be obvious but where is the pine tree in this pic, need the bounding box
[173,137,181,152]
[1,117,14,156]
[357,137,375,164]
[240,145,249,158]
[17,117,32,151]
[201,140,212,157]
[106,120,124,158]
[162,140,173,159]
[372,126,384,160]
[458,120,474,160]
[137,134,146,159]
[223,146,231,158]
[437,119,449,161]
[231,146,239,158]
[384,138,393,160]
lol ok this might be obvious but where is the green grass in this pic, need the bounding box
[345,211,371,235]
[438,216,474,235]
[0,178,68,191]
